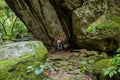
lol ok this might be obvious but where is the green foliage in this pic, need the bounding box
[1,35,16,41]
[79,60,95,74]
[2,35,10,40]
[0,41,48,80]
[94,59,111,73]
[42,78,51,80]
[27,63,52,80]
[116,48,120,53]
[109,55,120,65]
[0,0,28,38]
[86,21,109,32]
[86,14,120,33]
[102,54,120,78]
[102,66,117,78]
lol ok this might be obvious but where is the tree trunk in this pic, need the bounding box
[11,17,17,35]
[2,17,8,36]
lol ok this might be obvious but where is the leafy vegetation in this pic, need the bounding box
[27,63,52,80]
[0,41,48,80]
[0,0,28,40]
[86,14,120,33]
[86,21,109,33]
[116,48,120,53]
[79,60,95,74]
[102,54,120,77]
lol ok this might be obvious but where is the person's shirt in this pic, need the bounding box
[57,39,61,44]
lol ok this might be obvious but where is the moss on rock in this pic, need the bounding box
[94,57,120,80]
[94,59,111,73]
[0,41,48,80]
[86,15,120,35]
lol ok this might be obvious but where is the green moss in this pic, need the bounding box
[2,36,10,40]
[86,21,110,32]
[94,57,120,80]
[2,35,16,41]
[0,41,48,80]
[94,59,111,73]
[110,15,120,29]
[86,21,114,32]
[0,53,46,80]
[34,41,48,62]
[87,56,98,61]
[86,14,120,33]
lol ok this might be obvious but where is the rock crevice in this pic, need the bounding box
[5,0,120,52]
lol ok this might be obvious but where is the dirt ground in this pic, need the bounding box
[45,49,93,80]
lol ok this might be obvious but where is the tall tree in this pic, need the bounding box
[0,0,28,37]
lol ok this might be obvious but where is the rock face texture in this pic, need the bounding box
[5,0,120,52]
[72,0,120,52]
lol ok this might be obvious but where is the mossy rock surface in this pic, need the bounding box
[72,0,120,52]
[94,58,120,80]
[94,59,111,73]
[0,41,48,80]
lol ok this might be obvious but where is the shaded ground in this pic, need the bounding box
[0,40,106,80]
[45,49,105,80]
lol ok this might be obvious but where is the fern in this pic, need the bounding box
[102,54,120,78]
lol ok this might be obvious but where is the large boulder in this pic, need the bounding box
[5,0,120,52]
[72,0,120,52]
[5,0,84,46]
[0,41,47,80]
[5,0,67,46]
[94,58,120,80]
